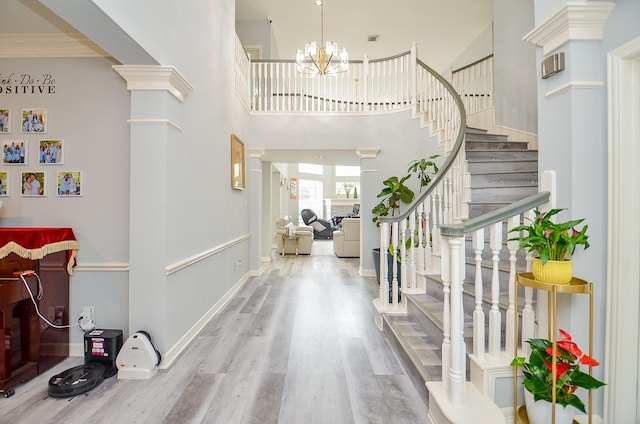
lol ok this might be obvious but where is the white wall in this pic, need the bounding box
[494,0,538,134]
[0,57,131,346]
[40,0,252,357]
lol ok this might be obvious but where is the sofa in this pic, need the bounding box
[332,218,360,258]
[274,216,314,255]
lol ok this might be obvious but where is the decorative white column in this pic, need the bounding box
[113,65,193,350]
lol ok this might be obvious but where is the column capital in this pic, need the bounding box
[357,148,381,159]
[113,65,194,102]
[524,2,615,55]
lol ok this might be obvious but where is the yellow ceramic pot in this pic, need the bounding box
[531,258,573,285]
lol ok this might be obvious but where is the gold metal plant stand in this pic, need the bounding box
[513,273,594,424]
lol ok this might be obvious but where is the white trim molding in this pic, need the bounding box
[544,80,603,98]
[604,36,640,424]
[356,148,381,159]
[165,233,251,275]
[112,65,194,102]
[523,2,615,55]
[74,262,129,272]
[249,148,266,159]
[0,33,108,59]
[127,118,183,132]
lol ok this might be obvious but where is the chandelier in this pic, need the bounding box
[296,0,348,77]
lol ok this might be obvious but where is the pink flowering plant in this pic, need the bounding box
[508,208,589,264]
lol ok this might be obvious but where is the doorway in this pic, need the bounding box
[605,36,640,423]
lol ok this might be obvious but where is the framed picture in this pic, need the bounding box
[39,139,64,164]
[0,108,11,133]
[231,134,245,190]
[0,171,9,196]
[57,171,82,196]
[21,171,45,196]
[2,140,28,164]
[21,108,47,133]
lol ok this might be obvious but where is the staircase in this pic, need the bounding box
[465,127,538,218]
[379,127,538,408]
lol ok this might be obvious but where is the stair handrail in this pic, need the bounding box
[440,191,550,237]
[437,190,551,409]
[377,59,467,226]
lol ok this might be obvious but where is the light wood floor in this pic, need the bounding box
[0,240,429,423]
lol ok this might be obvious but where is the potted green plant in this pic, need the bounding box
[511,329,605,424]
[371,155,439,285]
[508,208,589,284]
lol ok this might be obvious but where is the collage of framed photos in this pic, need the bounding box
[0,107,82,197]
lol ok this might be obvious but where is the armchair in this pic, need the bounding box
[274,216,313,255]
[333,218,360,258]
[300,209,334,239]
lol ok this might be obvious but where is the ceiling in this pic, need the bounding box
[235,0,493,72]
[2,0,493,167]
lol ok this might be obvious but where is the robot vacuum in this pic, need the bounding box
[48,329,123,398]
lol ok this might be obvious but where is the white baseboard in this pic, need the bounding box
[159,272,251,369]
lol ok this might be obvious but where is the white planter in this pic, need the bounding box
[524,390,575,424]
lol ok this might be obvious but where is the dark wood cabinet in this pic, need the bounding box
[0,251,70,396]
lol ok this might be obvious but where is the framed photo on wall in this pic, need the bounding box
[57,171,82,196]
[0,171,9,196]
[0,108,11,133]
[231,134,245,190]
[2,140,27,164]
[21,108,47,133]
[39,139,64,164]
[21,171,45,196]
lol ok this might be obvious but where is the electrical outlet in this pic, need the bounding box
[235,259,242,270]
[81,306,94,323]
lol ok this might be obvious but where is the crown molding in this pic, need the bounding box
[523,2,615,55]
[0,33,108,59]
[357,148,381,159]
[112,65,194,102]
[249,148,266,159]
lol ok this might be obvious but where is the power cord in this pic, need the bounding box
[17,270,82,330]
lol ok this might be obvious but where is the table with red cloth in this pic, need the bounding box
[0,228,78,395]
[0,228,79,275]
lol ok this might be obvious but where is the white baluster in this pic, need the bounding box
[416,203,425,280]
[380,222,390,307]
[488,222,502,357]
[522,209,537,346]
[472,228,485,359]
[448,235,464,405]
[391,221,399,307]
[408,212,416,291]
[440,234,451,395]
[505,215,520,358]
[431,192,440,254]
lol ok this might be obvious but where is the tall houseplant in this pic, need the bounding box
[511,329,605,423]
[508,208,589,284]
[370,155,439,285]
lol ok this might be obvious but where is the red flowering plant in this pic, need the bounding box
[508,208,589,264]
[511,329,605,413]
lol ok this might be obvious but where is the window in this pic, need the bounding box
[298,163,323,175]
[298,179,324,218]
[335,182,360,197]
